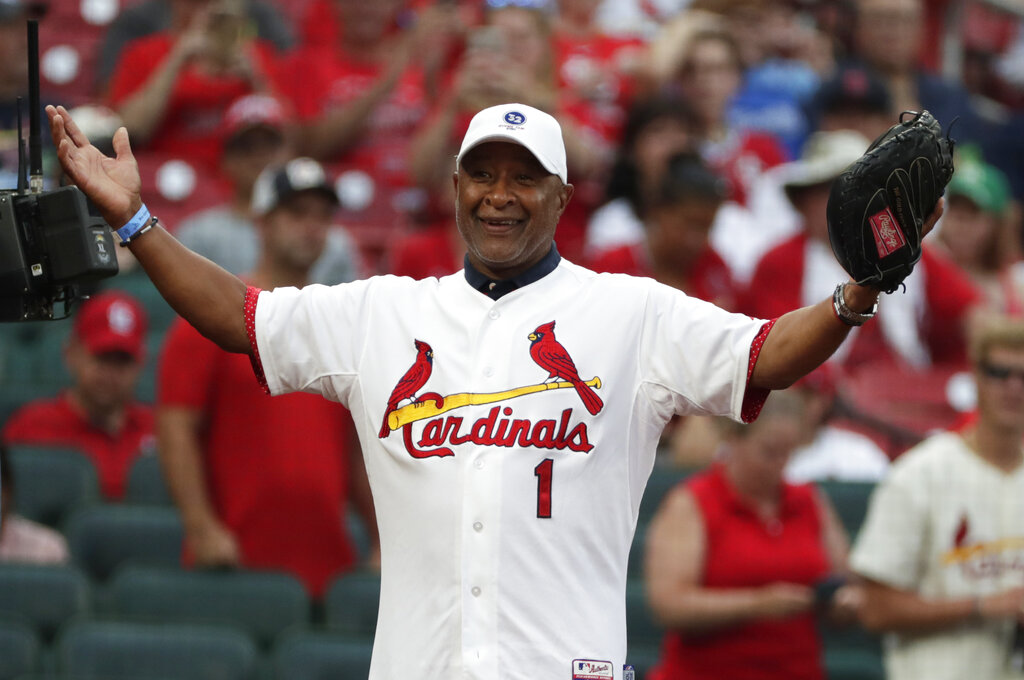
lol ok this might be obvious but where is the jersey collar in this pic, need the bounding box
[464,243,561,300]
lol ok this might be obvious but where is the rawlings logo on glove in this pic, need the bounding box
[826,110,955,294]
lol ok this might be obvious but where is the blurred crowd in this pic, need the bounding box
[2,0,1024,678]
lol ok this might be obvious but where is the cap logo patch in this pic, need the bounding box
[503,111,526,127]
[107,301,137,335]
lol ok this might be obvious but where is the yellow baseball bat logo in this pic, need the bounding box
[388,377,602,430]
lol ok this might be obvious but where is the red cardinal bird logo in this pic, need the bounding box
[528,321,603,415]
[379,339,434,438]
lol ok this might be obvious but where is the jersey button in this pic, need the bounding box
[471,586,482,597]
[473,522,483,532]
[483,366,493,377]
[488,309,500,320]
[474,459,484,470]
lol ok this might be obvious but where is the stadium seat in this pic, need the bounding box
[124,454,172,506]
[7,446,100,527]
[625,581,663,650]
[638,465,698,523]
[625,643,661,680]
[324,571,380,636]
[0,619,40,680]
[56,620,258,680]
[816,481,876,540]
[824,648,885,680]
[65,505,183,581]
[820,624,885,680]
[106,566,310,645]
[0,564,91,641]
[272,629,373,680]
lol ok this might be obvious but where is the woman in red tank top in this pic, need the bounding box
[644,391,858,680]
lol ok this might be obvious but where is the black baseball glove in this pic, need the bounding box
[826,110,955,293]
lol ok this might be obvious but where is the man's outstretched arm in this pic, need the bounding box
[48,105,250,354]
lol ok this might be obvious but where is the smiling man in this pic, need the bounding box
[48,101,940,679]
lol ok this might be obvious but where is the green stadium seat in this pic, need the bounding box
[815,481,877,540]
[824,648,885,680]
[324,571,380,636]
[0,564,91,641]
[65,505,183,581]
[7,446,100,527]
[638,465,697,523]
[0,620,40,680]
[106,566,310,645]
[56,620,258,680]
[625,642,661,680]
[820,624,884,680]
[626,581,664,651]
[272,630,373,680]
[124,454,172,506]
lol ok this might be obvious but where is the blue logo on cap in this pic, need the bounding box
[504,111,526,126]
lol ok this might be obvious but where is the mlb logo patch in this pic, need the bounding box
[573,659,614,680]
[868,207,907,258]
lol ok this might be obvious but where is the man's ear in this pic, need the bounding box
[557,182,575,216]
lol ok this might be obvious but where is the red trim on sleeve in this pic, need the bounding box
[244,286,270,395]
[740,319,778,423]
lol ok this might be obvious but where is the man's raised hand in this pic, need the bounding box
[47,105,142,229]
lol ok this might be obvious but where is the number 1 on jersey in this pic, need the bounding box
[535,458,553,518]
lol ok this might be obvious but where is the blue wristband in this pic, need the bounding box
[116,204,151,244]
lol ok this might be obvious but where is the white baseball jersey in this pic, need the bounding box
[251,258,769,680]
[850,432,1024,680]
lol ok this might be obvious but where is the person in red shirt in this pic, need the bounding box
[157,158,377,598]
[108,0,281,172]
[645,390,856,680]
[2,292,154,501]
[588,152,736,310]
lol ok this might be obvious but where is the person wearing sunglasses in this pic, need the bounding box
[850,314,1024,680]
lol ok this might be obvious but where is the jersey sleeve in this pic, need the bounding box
[252,279,376,403]
[638,280,771,423]
[157,317,221,409]
[849,455,928,590]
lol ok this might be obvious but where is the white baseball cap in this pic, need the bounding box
[456,103,568,184]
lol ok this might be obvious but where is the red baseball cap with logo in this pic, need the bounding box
[72,292,147,361]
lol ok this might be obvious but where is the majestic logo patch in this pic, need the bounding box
[573,659,614,680]
[379,321,603,459]
[868,207,907,258]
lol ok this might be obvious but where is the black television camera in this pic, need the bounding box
[0,20,118,322]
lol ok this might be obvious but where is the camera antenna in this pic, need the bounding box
[27,19,43,195]
[16,97,27,195]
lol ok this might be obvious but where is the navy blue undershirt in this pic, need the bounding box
[463,243,561,300]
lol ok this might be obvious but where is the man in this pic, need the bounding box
[47,101,938,678]
[851,316,1024,680]
[157,158,377,598]
[175,93,363,285]
[2,292,153,501]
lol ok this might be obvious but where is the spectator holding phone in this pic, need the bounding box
[108,0,281,171]
[644,390,858,680]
